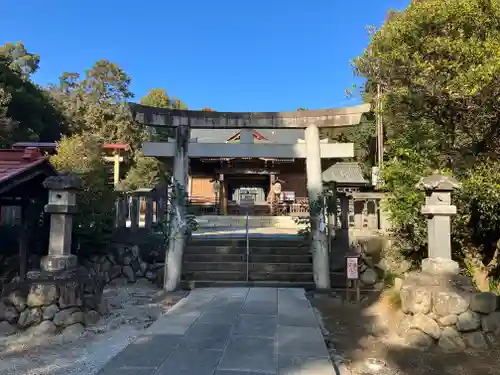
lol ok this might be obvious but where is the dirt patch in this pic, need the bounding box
[0,281,187,375]
[310,291,500,375]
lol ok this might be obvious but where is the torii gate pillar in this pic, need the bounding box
[305,124,330,289]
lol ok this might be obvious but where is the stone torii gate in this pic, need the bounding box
[130,103,371,291]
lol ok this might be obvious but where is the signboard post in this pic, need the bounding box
[239,193,255,283]
[345,253,361,303]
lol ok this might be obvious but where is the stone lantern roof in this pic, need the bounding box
[416,173,461,192]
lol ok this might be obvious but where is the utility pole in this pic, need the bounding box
[376,83,384,170]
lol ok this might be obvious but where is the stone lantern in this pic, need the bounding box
[40,174,82,272]
[416,173,461,275]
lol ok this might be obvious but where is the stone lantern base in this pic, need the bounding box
[421,257,460,276]
[397,271,500,351]
[40,254,78,272]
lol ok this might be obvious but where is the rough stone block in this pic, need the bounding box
[5,290,27,312]
[61,323,85,340]
[470,292,497,314]
[53,307,80,327]
[437,314,457,327]
[481,311,500,335]
[437,327,466,352]
[59,282,84,309]
[400,285,432,315]
[0,321,17,336]
[410,313,441,339]
[27,284,59,307]
[26,320,57,336]
[421,258,459,275]
[433,291,469,316]
[0,301,20,323]
[462,331,489,349]
[42,304,60,320]
[18,307,42,328]
[402,329,434,349]
[456,311,481,332]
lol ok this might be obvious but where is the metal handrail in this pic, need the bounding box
[245,211,249,282]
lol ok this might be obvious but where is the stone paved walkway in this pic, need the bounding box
[96,287,337,375]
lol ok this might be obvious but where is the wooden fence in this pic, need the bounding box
[115,188,168,229]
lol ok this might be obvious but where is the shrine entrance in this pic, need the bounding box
[227,174,270,216]
[132,102,371,291]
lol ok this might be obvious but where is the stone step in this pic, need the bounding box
[183,271,246,281]
[183,254,246,263]
[187,238,309,247]
[184,262,246,272]
[180,280,317,290]
[185,246,310,255]
[250,254,312,263]
[249,272,313,282]
[250,263,313,273]
[182,270,317,283]
[181,271,347,288]
[183,262,313,273]
[183,253,312,264]
[196,216,302,229]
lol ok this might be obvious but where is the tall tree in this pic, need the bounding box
[0,42,67,144]
[353,0,500,280]
[50,60,144,148]
[122,88,189,189]
[140,88,187,109]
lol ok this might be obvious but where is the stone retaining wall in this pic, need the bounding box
[398,272,500,351]
[0,269,107,337]
[0,240,165,338]
[82,243,165,287]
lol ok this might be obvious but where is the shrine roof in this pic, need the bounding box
[0,147,56,196]
[322,162,369,185]
[12,142,130,151]
[191,129,304,144]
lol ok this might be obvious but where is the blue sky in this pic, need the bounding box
[1,0,408,112]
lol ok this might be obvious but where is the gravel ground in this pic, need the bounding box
[0,280,186,375]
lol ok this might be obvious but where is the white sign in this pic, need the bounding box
[346,257,359,280]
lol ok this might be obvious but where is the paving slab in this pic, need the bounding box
[96,287,336,375]
[278,354,336,375]
[218,336,277,373]
[155,347,223,375]
[233,314,278,337]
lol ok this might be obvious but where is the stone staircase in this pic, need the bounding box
[195,215,305,230]
[182,235,345,289]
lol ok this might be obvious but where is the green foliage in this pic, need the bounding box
[294,189,337,238]
[353,0,500,278]
[122,151,168,190]
[140,88,188,142]
[454,160,500,276]
[50,60,144,149]
[0,43,67,145]
[354,0,500,168]
[153,180,198,249]
[50,134,116,255]
[140,88,187,110]
[323,118,377,173]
